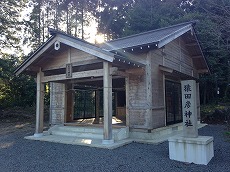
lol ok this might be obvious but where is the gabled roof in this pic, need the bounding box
[15,21,209,75]
[101,21,196,51]
[101,21,209,73]
[15,29,115,75]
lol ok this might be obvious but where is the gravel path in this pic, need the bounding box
[0,125,229,172]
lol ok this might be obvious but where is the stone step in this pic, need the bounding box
[130,122,207,143]
[48,125,129,141]
[51,130,104,139]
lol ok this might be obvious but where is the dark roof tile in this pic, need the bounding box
[101,21,196,51]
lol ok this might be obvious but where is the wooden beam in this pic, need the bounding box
[159,65,173,73]
[41,67,118,83]
[126,68,145,75]
[71,59,102,67]
[102,62,114,144]
[71,75,124,84]
[42,59,103,72]
[34,68,44,137]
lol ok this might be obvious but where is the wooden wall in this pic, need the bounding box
[128,36,202,130]
[42,50,68,70]
[150,50,165,128]
[163,38,194,77]
[128,73,148,128]
[42,47,97,71]
[70,48,97,63]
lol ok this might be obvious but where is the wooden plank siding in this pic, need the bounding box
[164,38,194,77]
[151,50,166,128]
[41,48,98,71]
[70,48,97,63]
[42,50,68,70]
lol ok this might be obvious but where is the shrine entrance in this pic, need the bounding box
[68,77,126,125]
[73,89,117,120]
[165,80,183,125]
[74,89,96,119]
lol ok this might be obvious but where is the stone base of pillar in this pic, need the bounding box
[34,133,44,137]
[93,119,100,124]
[102,139,114,144]
[168,136,214,165]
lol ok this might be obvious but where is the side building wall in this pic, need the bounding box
[148,37,202,129]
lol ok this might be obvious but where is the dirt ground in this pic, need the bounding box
[0,107,49,135]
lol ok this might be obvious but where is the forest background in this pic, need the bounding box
[0,0,230,113]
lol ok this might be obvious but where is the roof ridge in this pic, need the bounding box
[48,28,100,48]
[105,20,196,43]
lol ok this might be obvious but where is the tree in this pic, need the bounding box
[0,0,26,56]
[26,0,98,50]
[96,0,134,39]
[0,56,36,109]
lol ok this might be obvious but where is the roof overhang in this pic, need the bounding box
[159,65,199,82]
[15,32,115,76]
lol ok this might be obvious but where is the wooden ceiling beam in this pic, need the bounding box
[41,67,118,83]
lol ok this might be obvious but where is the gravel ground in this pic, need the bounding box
[0,124,229,172]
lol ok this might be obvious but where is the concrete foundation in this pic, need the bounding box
[33,133,44,137]
[102,139,115,144]
[168,136,214,165]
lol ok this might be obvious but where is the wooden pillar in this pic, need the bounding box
[146,52,153,129]
[66,83,73,122]
[102,62,114,144]
[94,90,100,124]
[34,68,44,137]
[125,76,130,127]
[196,82,201,121]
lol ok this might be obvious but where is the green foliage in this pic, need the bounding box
[200,104,225,116]
[0,56,36,109]
[0,0,26,56]
[96,0,134,39]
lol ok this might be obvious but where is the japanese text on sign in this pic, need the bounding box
[183,84,193,127]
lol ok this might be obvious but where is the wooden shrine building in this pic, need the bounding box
[15,21,209,144]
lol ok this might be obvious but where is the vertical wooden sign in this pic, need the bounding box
[66,63,72,78]
[181,80,198,138]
